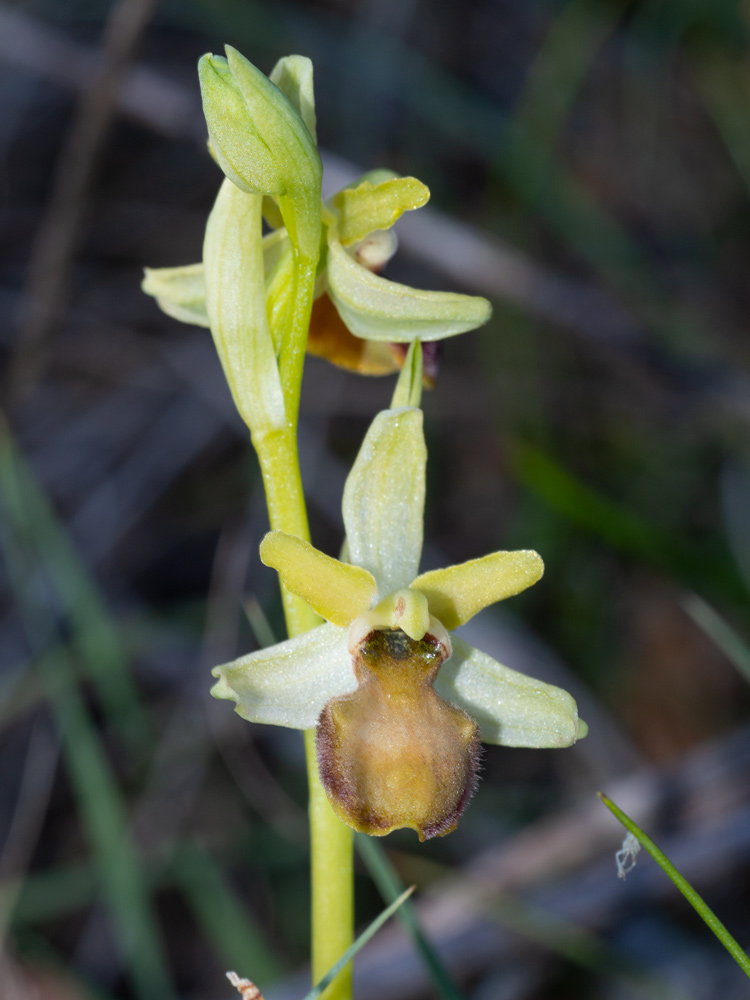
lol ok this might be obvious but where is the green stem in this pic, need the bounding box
[306,730,354,999]
[278,255,317,434]
[253,427,354,1000]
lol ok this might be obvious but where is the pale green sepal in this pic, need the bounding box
[141,264,209,328]
[367,588,431,641]
[199,53,285,196]
[269,55,317,143]
[203,178,285,433]
[412,550,544,630]
[391,340,423,409]
[330,177,429,246]
[327,230,492,342]
[225,47,322,262]
[212,623,355,729]
[343,407,425,596]
[259,531,378,626]
[435,637,582,748]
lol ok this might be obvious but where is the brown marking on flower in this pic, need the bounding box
[316,628,480,840]
[307,294,440,384]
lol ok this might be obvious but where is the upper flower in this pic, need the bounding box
[142,49,492,401]
[212,405,586,840]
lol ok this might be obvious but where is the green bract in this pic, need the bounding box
[212,406,586,838]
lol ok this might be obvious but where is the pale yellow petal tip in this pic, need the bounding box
[258,530,285,568]
[577,718,589,741]
[210,670,238,703]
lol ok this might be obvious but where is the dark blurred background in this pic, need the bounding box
[2,0,750,998]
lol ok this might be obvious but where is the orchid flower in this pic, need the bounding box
[142,50,491,391]
[212,405,586,841]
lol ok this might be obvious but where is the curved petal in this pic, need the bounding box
[330,176,429,246]
[412,550,544,630]
[211,623,355,729]
[342,407,426,595]
[435,637,581,748]
[326,229,491,342]
[260,531,378,625]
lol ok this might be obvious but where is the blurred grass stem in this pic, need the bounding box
[598,793,750,980]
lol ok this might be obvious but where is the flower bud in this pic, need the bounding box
[317,625,481,841]
[198,47,322,262]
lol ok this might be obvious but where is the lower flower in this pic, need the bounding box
[212,407,587,839]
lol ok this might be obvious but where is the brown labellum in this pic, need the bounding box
[316,627,481,841]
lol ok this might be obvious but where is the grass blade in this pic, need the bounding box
[0,429,175,1000]
[598,792,750,980]
[172,842,283,985]
[0,417,149,757]
[302,886,415,1000]
[681,593,750,686]
[356,835,466,1000]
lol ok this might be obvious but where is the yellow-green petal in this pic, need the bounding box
[260,531,378,626]
[141,263,209,328]
[330,177,429,247]
[342,407,426,596]
[412,550,544,630]
[203,178,285,433]
[212,623,355,729]
[435,637,582,748]
[326,229,492,342]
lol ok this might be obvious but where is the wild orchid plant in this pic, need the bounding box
[143,46,586,1000]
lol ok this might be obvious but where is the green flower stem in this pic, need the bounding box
[277,255,317,433]
[306,728,354,1000]
[253,426,354,1000]
[252,426,320,637]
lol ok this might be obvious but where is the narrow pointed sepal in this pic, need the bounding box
[435,637,582,748]
[342,407,426,595]
[412,550,544,630]
[142,264,209,327]
[211,623,355,729]
[390,340,423,409]
[259,531,378,626]
[269,54,317,143]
